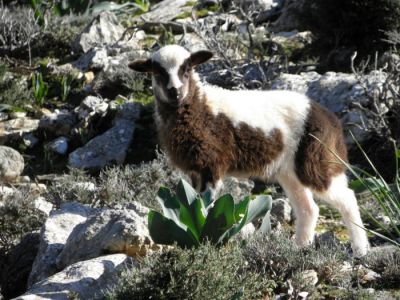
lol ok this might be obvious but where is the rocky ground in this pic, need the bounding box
[1,0,400,299]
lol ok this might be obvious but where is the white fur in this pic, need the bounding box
[314,174,370,256]
[152,45,190,91]
[150,45,370,256]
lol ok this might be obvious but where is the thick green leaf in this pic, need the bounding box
[259,211,271,235]
[202,189,213,208]
[177,179,199,207]
[246,195,272,224]
[222,195,272,243]
[234,197,249,223]
[200,194,235,244]
[156,187,182,227]
[179,202,202,241]
[148,211,198,248]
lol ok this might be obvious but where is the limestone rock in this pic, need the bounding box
[271,71,390,145]
[68,119,135,171]
[134,0,192,23]
[0,117,39,144]
[46,137,69,155]
[220,177,254,203]
[56,203,158,269]
[20,254,136,300]
[39,109,78,136]
[28,202,95,287]
[0,146,24,182]
[73,11,125,53]
[271,198,292,223]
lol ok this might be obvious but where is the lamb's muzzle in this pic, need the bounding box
[128,45,370,256]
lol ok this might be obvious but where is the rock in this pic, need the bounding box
[46,137,69,155]
[73,12,125,53]
[20,254,136,300]
[0,185,14,200]
[359,266,381,283]
[220,177,254,202]
[34,197,53,216]
[271,71,390,145]
[68,119,136,171]
[0,233,40,299]
[238,222,256,239]
[299,269,318,286]
[0,117,40,144]
[0,146,24,182]
[28,202,95,287]
[271,198,292,223]
[134,0,192,23]
[22,133,39,148]
[76,96,109,120]
[39,109,78,136]
[10,111,27,119]
[56,204,158,269]
[271,0,306,32]
[0,111,8,121]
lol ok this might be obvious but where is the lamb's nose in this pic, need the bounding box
[168,87,178,99]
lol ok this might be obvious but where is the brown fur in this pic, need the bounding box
[295,101,347,192]
[156,73,284,191]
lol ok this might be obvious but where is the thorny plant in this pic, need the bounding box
[350,50,400,144]
[190,1,286,90]
[0,5,40,65]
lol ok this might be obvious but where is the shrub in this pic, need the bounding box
[106,242,274,300]
[243,232,349,295]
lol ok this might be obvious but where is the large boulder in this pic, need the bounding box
[271,71,389,145]
[134,0,192,23]
[56,202,158,269]
[28,203,95,287]
[0,146,24,182]
[68,102,141,171]
[73,11,125,53]
[19,254,136,300]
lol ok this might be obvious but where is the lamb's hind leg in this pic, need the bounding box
[314,173,369,256]
[278,175,319,247]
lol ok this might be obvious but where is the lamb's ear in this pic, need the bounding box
[128,59,153,72]
[190,50,213,67]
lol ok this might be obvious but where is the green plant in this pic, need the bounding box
[148,179,272,248]
[348,143,400,246]
[32,72,48,106]
[105,242,274,299]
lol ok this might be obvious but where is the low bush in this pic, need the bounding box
[106,242,274,300]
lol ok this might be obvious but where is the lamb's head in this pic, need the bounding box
[129,45,212,105]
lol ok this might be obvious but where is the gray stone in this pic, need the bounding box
[22,133,39,148]
[68,119,136,171]
[76,96,109,120]
[28,203,95,287]
[220,177,254,202]
[0,117,40,144]
[46,137,69,155]
[134,0,192,23]
[271,0,306,32]
[39,109,78,136]
[56,204,158,269]
[73,12,125,53]
[0,112,8,121]
[271,198,292,223]
[0,146,24,182]
[20,254,136,300]
[271,71,390,145]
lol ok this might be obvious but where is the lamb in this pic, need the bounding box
[128,44,370,256]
